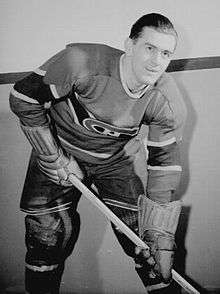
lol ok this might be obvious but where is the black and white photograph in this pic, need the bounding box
[0,0,219,293]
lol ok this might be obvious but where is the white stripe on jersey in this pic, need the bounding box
[33,68,46,76]
[50,84,60,99]
[58,136,112,158]
[147,137,176,147]
[26,263,59,272]
[11,88,39,104]
[148,165,182,171]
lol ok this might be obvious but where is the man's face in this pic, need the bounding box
[126,27,177,86]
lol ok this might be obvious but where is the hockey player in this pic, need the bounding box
[9,13,187,294]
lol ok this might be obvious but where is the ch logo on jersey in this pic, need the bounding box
[82,118,139,138]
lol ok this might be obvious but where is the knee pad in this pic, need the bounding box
[25,209,80,266]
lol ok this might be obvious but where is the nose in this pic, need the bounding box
[150,50,161,66]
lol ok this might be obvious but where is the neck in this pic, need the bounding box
[121,54,147,92]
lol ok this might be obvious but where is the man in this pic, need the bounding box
[10,13,187,294]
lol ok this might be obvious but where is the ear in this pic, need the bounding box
[124,37,133,56]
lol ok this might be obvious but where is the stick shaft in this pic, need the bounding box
[68,174,200,294]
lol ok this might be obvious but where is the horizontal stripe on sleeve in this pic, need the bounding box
[148,165,182,171]
[10,88,39,104]
[147,137,176,147]
[13,72,56,104]
[147,143,181,168]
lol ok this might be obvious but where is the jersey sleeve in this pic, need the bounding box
[9,47,81,127]
[144,79,187,203]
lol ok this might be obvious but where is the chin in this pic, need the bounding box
[143,73,162,85]
[143,77,158,85]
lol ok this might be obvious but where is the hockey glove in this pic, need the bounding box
[137,195,181,292]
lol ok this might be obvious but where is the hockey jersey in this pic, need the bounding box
[9,43,187,199]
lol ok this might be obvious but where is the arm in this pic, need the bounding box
[9,50,83,184]
[137,82,187,291]
[146,111,185,204]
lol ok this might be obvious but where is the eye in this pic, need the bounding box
[162,51,172,58]
[146,45,153,52]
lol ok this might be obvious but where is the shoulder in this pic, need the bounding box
[145,72,187,137]
[43,43,123,85]
[67,43,123,80]
[154,72,181,102]
[153,72,187,121]
[66,43,123,56]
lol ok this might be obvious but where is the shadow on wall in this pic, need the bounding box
[173,73,197,289]
[175,205,216,294]
[172,74,209,294]
[175,73,197,198]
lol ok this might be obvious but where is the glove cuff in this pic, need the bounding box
[138,196,182,239]
[21,124,60,158]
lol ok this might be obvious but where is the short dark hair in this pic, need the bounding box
[129,13,178,41]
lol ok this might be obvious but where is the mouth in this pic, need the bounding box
[145,67,159,73]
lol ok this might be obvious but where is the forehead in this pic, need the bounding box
[137,27,177,52]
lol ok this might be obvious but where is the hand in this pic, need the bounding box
[38,150,84,186]
[137,196,181,290]
[134,246,155,269]
[142,230,175,283]
[134,237,174,292]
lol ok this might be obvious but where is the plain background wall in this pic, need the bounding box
[1,0,220,72]
[0,0,220,293]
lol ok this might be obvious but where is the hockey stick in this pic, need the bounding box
[68,174,200,294]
